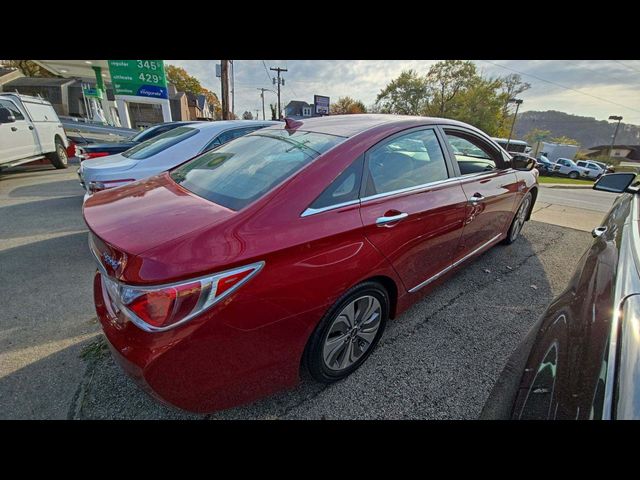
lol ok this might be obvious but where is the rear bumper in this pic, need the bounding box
[93,272,324,413]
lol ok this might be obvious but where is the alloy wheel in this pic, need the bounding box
[322,295,382,371]
[510,196,531,242]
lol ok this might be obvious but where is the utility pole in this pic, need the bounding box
[257,88,268,120]
[270,66,287,120]
[608,115,623,160]
[221,60,230,120]
[230,60,235,118]
[255,109,260,120]
[506,98,523,152]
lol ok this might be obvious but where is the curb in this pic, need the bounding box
[539,184,593,189]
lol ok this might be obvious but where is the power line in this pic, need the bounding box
[612,60,640,74]
[261,60,273,83]
[480,60,640,115]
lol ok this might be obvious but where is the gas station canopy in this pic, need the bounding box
[32,60,112,81]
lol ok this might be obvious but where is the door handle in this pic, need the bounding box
[376,212,408,226]
[592,226,607,238]
[11,126,17,132]
[468,193,485,204]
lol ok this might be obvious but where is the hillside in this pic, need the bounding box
[514,110,640,149]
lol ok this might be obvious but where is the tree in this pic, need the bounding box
[425,60,477,117]
[242,111,254,120]
[330,96,367,115]
[524,128,552,156]
[550,135,580,146]
[165,65,204,94]
[5,60,57,77]
[375,70,429,115]
[269,104,277,120]
[202,89,222,119]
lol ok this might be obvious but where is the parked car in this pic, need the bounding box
[575,160,605,179]
[535,156,554,175]
[591,160,615,173]
[550,157,590,179]
[75,121,197,161]
[83,114,539,413]
[0,93,69,170]
[78,120,278,199]
[482,172,640,420]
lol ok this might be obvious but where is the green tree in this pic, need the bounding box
[269,103,277,120]
[524,128,552,155]
[242,110,253,120]
[330,96,367,115]
[425,60,477,117]
[375,70,429,115]
[550,135,580,146]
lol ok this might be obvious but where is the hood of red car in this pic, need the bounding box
[83,173,235,257]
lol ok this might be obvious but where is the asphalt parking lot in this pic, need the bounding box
[0,164,594,419]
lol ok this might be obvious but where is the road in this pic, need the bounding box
[532,185,617,232]
[1,165,602,419]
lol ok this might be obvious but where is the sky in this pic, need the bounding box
[166,60,640,125]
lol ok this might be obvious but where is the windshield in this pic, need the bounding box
[122,126,198,160]
[171,129,344,210]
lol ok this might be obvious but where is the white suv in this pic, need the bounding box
[550,157,590,179]
[0,93,69,170]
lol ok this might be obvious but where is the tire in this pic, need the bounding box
[304,281,389,383]
[503,192,532,245]
[46,137,68,169]
[568,171,579,179]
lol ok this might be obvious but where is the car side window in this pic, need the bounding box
[0,100,25,121]
[444,130,502,175]
[364,129,449,197]
[309,156,364,210]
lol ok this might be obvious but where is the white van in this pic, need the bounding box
[0,93,70,169]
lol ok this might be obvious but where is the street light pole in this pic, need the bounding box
[506,98,523,152]
[608,115,623,160]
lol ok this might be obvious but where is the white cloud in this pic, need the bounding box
[166,60,640,124]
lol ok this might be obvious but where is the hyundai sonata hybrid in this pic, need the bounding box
[83,114,538,413]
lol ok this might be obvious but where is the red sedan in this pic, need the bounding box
[83,115,538,413]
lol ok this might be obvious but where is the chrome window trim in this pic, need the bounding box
[408,233,502,293]
[299,170,502,217]
[301,199,361,217]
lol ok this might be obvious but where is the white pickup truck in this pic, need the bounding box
[0,93,69,170]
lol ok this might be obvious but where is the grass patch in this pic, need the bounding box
[538,176,593,185]
[80,336,109,362]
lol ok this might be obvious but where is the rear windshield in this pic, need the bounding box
[122,126,198,160]
[170,129,344,210]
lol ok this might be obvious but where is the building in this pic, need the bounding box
[284,100,319,119]
[0,66,23,89]
[168,84,189,122]
[186,93,215,120]
[584,145,640,161]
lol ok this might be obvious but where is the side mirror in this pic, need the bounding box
[593,172,636,193]
[0,108,16,124]
[511,153,535,171]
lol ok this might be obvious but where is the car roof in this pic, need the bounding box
[185,120,280,132]
[260,114,483,138]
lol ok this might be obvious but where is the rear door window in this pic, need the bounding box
[122,126,198,160]
[171,130,344,210]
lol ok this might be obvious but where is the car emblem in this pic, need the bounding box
[102,252,121,270]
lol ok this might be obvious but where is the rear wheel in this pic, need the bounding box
[46,137,68,169]
[568,171,579,179]
[304,281,389,383]
[503,192,532,245]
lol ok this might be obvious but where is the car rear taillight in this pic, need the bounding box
[80,151,111,161]
[101,262,264,332]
